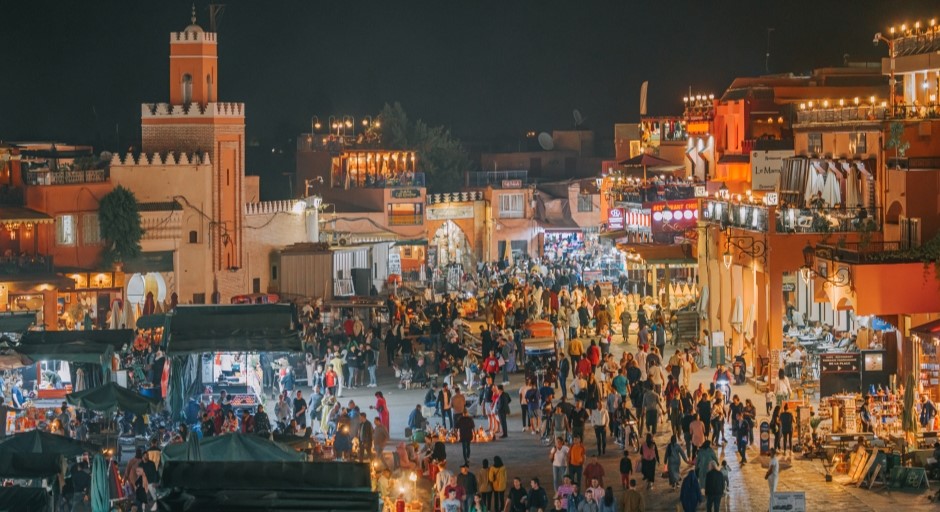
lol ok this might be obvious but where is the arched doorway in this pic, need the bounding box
[431,220,473,270]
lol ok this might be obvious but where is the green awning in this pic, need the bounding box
[0,429,99,457]
[15,329,135,364]
[122,250,174,273]
[161,433,303,462]
[66,382,162,415]
[165,304,302,355]
[136,314,167,330]
[0,311,36,333]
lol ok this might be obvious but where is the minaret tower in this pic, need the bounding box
[140,6,245,275]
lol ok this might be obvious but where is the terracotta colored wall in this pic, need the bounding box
[851,263,940,316]
[24,182,113,269]
[169,41,218,105]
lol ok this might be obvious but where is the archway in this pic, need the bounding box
[431,220,473,270]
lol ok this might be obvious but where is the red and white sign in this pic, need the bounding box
[608,207,625,230]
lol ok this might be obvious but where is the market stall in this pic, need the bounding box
[162,304,303,421]
[161,432,303,462]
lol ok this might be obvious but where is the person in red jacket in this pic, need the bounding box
[482,351,500,377]
[577,357,593,378]
[587,341,602,372]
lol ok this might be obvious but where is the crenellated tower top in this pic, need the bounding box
[168,6,218,106]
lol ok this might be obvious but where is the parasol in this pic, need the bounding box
[143,292,156,316]
[503,241,513,267]
[843,162,861,208]
[821,164,842,207]
[619,152,683,184]
[804,162,825,205]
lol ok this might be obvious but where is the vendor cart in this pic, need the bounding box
[523,320,558,387]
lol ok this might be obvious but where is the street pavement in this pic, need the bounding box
[332,335,938,511]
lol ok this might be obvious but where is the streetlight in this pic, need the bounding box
[873,31,897,111]
[311,115,321,132]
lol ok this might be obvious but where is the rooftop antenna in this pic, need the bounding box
[765,28,775,74]
[209,4,226,32]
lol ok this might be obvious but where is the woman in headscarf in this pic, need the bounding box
[679,468,702,512]
[664,434,688,489]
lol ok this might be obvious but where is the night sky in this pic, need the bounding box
[1,1,936,160]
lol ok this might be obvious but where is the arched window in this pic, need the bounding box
[189,230,198,244]
[181,73,193,104]
[206,74,213,103]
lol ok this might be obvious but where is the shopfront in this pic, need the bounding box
[911,319,940,405]
[59,271,123,330]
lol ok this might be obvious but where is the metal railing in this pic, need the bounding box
[333,172,425,189]
[467,170,528,188]
[795,105,889,126]
[775,207,880,234]
[388,214,423,226]
[893,28,940,57]
[609,184,696,204]
[0,255,54,276]
[701,200,770,232]
[887,156,940,171]
[27,169,107,186]
[818,241,919,264]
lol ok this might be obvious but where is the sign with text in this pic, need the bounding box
[770,492,805,512]
[427,205,474,220]
[390,188,421,199]
[608,207,625,230]
[821,352,861,373]
[388,253,402,276]
[650,200,699,233]
[501,179,523,188]
[751,150,794,191]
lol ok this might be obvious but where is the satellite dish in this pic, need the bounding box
[573,109,584,127]
[537,132,554,151]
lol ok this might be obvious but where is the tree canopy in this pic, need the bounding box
[98,185,144,266]
[378,102,473,193]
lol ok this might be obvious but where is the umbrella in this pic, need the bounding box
[821,164,842,207]
[185,430,201,461]
[91,454,108,512]
[619,152,683,184]
[167,356,186,423]
[143,292,156,317]
[804,162,825,205]
[66,382,162,416]
[503,241,513,267]
[843,162,861,209]
[902,372,919,443]
[0,430,98,457]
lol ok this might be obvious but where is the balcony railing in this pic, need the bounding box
[886,156,940,171]
[701,200,770,232]
[775,206,880,234]
[467,170,528,188]
[609,183,696,205]
[818,241,920,264]
[388,214,423,226]
[795,105,889,126]
[333,172,425,189]
[893,28,940,57]
[0,255,54,276]
[27,169,107,186]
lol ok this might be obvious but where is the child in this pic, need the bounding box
[619,450,633,490]
[720,460,730,496]
[765,389,774,416]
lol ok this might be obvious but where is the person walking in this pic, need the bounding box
[639,433,659,490]
[704,461,724,512]
[621,479,644,512]
[664,434,688,489]
[779,404,794,456]
[568,436,586,486]
[765,448,780,510]
[497,384,511,438]
[478,459,493,511]
[489,456,507,509]
[439,383,454,429]
[678,469,701,512]
[550,437,570,491]
[590,402,609,456]
[694,440,718,491]
[458,464,479,512]
[456,411,476,464]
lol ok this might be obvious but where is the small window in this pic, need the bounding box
[271,265,278,280]
[402,247,413,258]
[577,194,593,212]
[55,215,76,246]
[499,193,525,218]
[849,133,867,155]
[189,230,198,244]
[181,73,193,104]
[82,213,102,245]
[252,278,261,294]
[192,293,206,304]
[807,133,823,155]
[227,169,230,186]
[206,74,213,102]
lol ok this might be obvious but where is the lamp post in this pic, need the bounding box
[873,31,897,111]
[311,115,321,132]
[721,228,766,269]
[799,243,851,285]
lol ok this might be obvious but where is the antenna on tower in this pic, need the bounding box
[765,28,775,74]
[209,4,226,32]
[191,3,197,24]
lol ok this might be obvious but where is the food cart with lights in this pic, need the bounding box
[523,320,558,387]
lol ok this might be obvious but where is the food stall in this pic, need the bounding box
[162,304,303,421]
[523,320,558,387]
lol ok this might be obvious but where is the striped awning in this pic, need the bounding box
[0,206,53,224]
